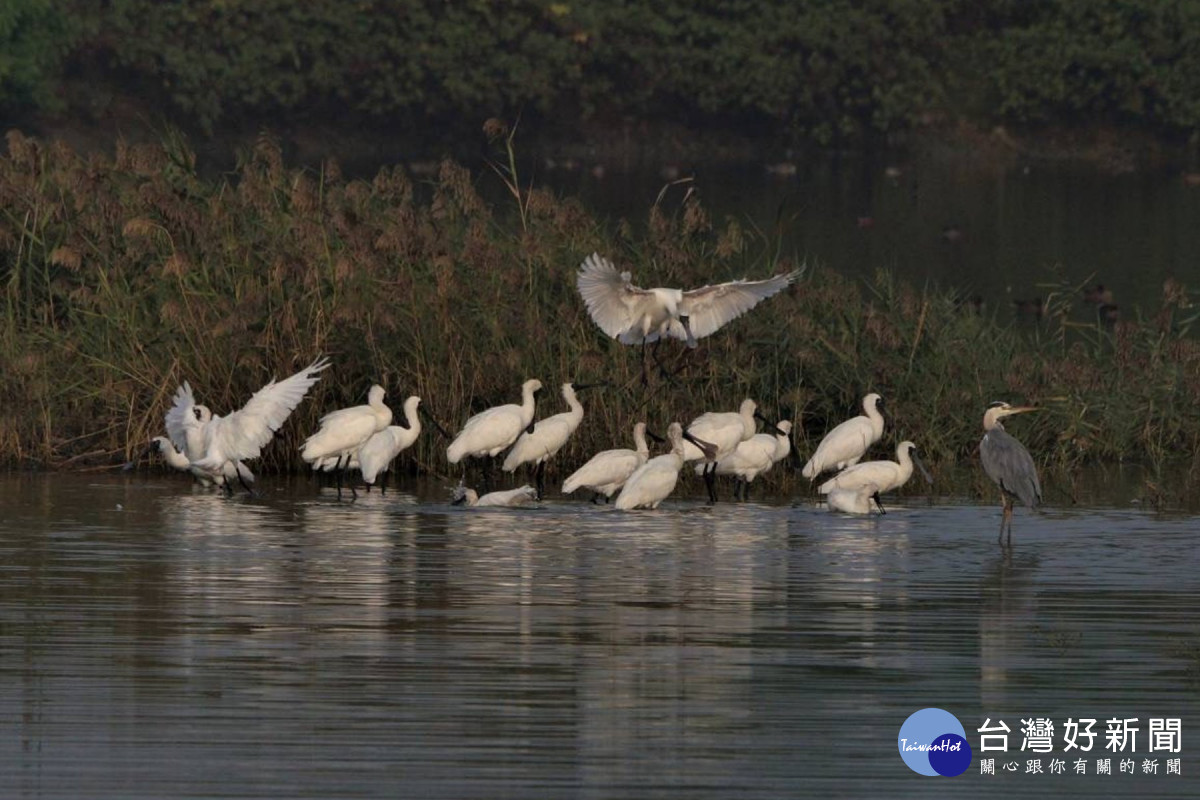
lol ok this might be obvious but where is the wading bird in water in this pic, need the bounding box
[562,421,660,503]
[819,441,932,514]
[576,253,800,381]
[979,401,1042,544]
[502,382,602,500]
[446,379,543,489]
[301,384,393,499]
[166,356,331,494]
[615,422,715,510]
[802,393,885,480]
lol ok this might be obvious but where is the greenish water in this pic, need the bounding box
[2,474,1197,798]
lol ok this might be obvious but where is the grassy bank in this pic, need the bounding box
[2,130,1199,500]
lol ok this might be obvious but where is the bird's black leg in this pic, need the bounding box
[237,467,257,498]
[535,461,546,501]
[334,454,345,500]
[1000,496,1013,545]
[873,492,887,514]
[590,491,601,505]
[380,468,389,496]
[481,457,493,494]
[704,463,718,503]
[641,341,650,386]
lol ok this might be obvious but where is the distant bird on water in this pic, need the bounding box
[801,393,885,480]
[979,401,1042,544]
[576,253,800,379]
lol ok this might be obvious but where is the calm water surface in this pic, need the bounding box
[2,474,1198,798]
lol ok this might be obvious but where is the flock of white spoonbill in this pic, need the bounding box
[146,254,1042,537]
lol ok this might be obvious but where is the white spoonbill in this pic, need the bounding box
[451,482,538,508]
[700,419,792,500]
[170,357,331,492]
[577,253,800,379]
[680,398,760,503]
[980,401,1041,544]
[301,384,393,499]
[355,395,442,494]
[615,422,715,510]
[446,378,543,484]
[162,382,254,488]
[562,421,659,503]
[818,441,932,514]
[501,382,601,499]
[801,392,885,480]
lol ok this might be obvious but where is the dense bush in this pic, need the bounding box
[7,1,1200,143]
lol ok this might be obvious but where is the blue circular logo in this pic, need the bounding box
[898,708,972,776]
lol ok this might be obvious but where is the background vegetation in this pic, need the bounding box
[5,1,1200,146]
[2,131,1198,502]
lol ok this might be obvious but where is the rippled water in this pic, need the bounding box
[2,474,1197,798]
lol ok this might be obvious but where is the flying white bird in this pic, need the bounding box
[562,421,658,503]
[680,398,760,503]
[615,422,715,510]
[700,419,792,500]
[446,378,543,486]
[301,384,394,498]
[801,392,885,480]
[164,357,331,493]
[451,482,539,508]
[576,253,800,380]
[502,382,600,499]
[818,440,932,514]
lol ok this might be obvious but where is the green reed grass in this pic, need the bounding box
[2,129,1199,502]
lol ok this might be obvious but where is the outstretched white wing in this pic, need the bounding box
[679,270,800,340]
[196,356,331,467]
[576,253,649,339]
[164,381,197,453]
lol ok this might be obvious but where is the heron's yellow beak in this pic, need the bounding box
[1004,406,1038,416]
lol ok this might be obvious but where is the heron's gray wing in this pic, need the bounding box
[576,253,651,339]
[678,270,800,339]
[164,381,196,453]
[981,428,1042,507]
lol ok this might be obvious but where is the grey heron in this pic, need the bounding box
[980,401,1042,544]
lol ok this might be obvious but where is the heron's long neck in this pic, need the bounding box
[983,410,1005,432]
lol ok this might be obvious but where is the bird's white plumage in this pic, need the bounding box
[825,485,884,515]
[562,421,651,498]
[802,392,885,479]
[680,398,758,463]
[167,357,329,485]
[300,383,393,468]
[702,419,792,483]
[819,441,921,497]
[577,253,800,346]
[446,379,543,464]
[614,422,691,510]
[151,436,191,471]
[502,383,584,472]
[356,395,423,484]
[453,483,539,507]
